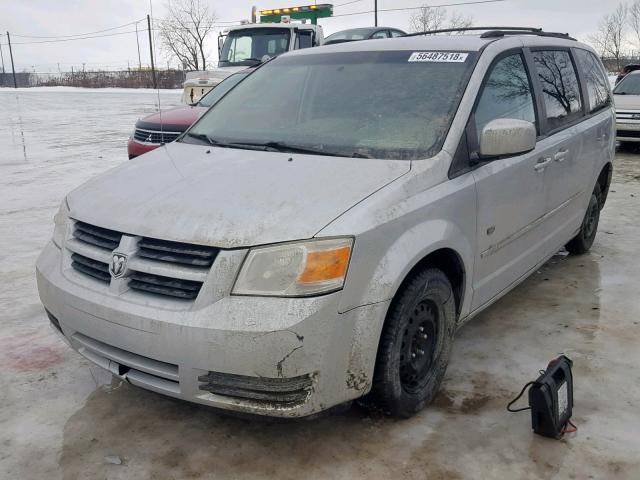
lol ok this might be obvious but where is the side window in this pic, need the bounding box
[371,30,389,39]
[390,30,404,37]
[474,53,536,144]
[532,50,583,130]
[296,31,314,49]
[574,49,611,113]
[232,36,252,61]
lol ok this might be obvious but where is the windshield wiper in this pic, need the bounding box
[184,135,373,157]
[183,133,265,151]
[183,132,216,145]
[231,141,347,157]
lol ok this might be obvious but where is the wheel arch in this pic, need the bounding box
[390,247,466,319]
[596,162,612,209]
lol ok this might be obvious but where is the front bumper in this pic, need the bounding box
[616,118,640,142]
[36,241,388,417]
[127,137,160,159]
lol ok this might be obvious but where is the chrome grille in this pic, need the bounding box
[71,252,110,283]
[133,128,182,144]
[74,221,122,250]
[138,237,218,267]
[66,220,214,301]
[129,271,202,299]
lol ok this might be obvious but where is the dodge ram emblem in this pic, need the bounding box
[109,253,128,278]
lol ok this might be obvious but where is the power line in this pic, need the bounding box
[8,29,147,45]
[334,0,367,6]
[10,19,146,39]
[153,17,245,25]
[328,0,506,18]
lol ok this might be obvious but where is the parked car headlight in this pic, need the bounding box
[232,238,353,297]
[52,197,70,248]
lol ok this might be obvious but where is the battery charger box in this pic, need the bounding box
[528,356,574,438]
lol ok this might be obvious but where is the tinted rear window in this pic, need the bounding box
[574,49,610,113]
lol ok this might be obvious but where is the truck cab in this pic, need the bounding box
[218,23,323,71]
[181,23,323,104]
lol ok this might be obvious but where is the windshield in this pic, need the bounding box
[219,28,290,67]
[185,50,477,160]
[198,72,249,107]
[614,74,640,95]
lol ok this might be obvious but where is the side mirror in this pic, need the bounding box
[218,35,225,54]
[479,118,536,158]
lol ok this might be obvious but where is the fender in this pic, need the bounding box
[317,152,477,318]
[338,219,475,317]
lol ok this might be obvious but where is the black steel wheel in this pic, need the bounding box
[372,268,457,417]
[566,185,601,255]
[399,300,439,393]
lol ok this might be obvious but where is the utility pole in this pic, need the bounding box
[147,14,157,89]
[135,21,142,70]
[0,43,5,74]
[7,32,17,88]
[374,0,378,27]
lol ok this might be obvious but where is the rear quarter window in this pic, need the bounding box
[574,49,611,113]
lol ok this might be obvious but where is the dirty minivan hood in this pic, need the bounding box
[67,142,410,248]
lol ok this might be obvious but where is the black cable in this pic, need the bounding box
[328,0,506,18]
[9,30,144,45]
[335,0,367,6]
[11,19,146,39]
[506,381,536,412]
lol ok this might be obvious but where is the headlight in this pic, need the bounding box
[232,238,353,297]
[52,197,70,248]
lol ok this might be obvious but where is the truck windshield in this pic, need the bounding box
[188,50,477,160]
[219,28,291,67]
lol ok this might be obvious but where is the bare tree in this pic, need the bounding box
[158,0,217,71]
[629,0,640,52]
[448,11,474,31]
[409,6,473,33]
[589,3,628,70]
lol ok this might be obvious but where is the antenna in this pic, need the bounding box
[147,0,164,150]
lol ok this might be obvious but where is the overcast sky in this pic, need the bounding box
[0,0,624,73]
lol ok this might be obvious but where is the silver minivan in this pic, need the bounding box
[36,28,614,418]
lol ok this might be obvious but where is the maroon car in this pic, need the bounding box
[127,70,251,159]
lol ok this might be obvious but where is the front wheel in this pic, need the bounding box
[371,268,456,418]
[565,186,601,255]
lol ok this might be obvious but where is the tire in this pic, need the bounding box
[371,268,457,418]
[565,185,601,255]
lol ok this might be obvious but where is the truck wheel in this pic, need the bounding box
[565,186,601,255]
[372,268,456,418]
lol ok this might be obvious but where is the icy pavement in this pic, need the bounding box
[1,88,640,479]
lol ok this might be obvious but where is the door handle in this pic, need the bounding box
[534,157,552,172]
[554,149,568,162]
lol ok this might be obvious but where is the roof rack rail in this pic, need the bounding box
[406,26,576,41]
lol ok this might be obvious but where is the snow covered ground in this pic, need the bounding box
[1,88,640,479]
